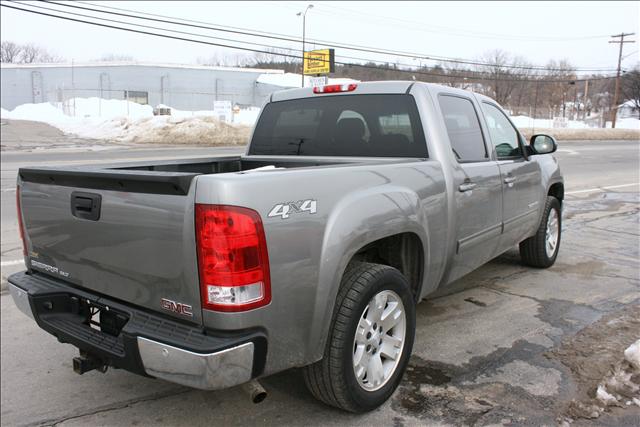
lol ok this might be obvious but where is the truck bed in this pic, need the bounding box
[18,155,365,195]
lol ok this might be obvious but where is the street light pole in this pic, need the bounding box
[297,4,313,88]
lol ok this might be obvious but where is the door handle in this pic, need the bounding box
[71,191,102,221]
[458,182,477,192]
[504,176,516,184]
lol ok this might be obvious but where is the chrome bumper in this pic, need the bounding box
[137,337,254,390]
[9,283,34,319]
[10,282,255,391]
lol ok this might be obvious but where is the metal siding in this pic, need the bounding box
[1,65,286,110]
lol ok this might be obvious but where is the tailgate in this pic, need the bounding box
[18,168,203,325]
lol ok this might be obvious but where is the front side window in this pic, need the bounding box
[438,95,487,162]
[481,103,523,158]
[249,94,427,157]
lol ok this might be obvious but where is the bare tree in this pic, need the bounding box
[439,61,474,89]
[541,59,576,118]
[475,49,520,105]
[621,66,640,113]
[199,52,256,67]
[0,41,22,63]
[18,43,59,63]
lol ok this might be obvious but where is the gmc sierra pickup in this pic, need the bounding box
[10,81,563,412]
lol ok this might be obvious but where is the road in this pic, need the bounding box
[1,120,639,426]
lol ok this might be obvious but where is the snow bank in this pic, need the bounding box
[593,339,640,410]
[67,97,153,119]
[118,115,250,145]
[518,127,640,141]
[511,115,592,129]
[605,118,640,130]
[625,339,640,370]
[57,113,250,145]
[3,102,73,124]
[1,98,253,145]
[512,114,640,131]
[168,106,260,126]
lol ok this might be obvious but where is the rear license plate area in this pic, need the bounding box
[33,293,129,337]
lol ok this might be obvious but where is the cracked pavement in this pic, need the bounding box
[1,122,638,426]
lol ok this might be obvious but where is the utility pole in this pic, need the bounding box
[582,79,589,120]
[297,4,313,88]
[609,32,635,128]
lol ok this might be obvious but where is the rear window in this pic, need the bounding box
[249,94,427,157]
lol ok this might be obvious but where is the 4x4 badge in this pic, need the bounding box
[268,199,317,219]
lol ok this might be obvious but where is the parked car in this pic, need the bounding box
[10,81,563,412]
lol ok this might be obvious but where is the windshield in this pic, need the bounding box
[248,94,428,157]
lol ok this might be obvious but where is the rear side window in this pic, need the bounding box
[249,94,427,157]
[438,95,488,162]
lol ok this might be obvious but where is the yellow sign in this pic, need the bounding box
[303,49,335,75]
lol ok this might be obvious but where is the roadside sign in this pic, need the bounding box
[309,76,329,87]
[213,100,232,122]
[303,49,335,75]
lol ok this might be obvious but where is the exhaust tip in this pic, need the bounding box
[252,390,267,404]
[242,380,267,404]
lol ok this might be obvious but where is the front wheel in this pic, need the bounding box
[520,196,562,268]
[303,263,416,412]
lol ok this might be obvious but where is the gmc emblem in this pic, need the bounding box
[160,298,193,317]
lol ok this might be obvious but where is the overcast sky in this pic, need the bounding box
[1,1,638,75]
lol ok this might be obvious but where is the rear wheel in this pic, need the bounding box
[520,196,561,268]
[303,262,416,412]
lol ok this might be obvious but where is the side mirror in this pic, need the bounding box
[530,134,557,155]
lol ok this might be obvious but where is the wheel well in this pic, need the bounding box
[548,183,564,206]
[350,233,423,301]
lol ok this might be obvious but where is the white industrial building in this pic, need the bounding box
[0,62,294,111]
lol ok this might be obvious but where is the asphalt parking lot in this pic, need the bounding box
[1,120,638,426]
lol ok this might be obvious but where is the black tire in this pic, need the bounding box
[303,262,416,412]
[520,196,561,268]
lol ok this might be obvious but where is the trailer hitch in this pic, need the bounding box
[73,351,108,375]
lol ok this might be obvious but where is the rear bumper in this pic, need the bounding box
[8,271,266,391]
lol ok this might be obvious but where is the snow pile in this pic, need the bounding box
[625,340,640,370]
[511,115,591,129]
[1,98,253,145]
[59,114,250,145]
[233,106,261,126]
[3,102,73,123]
[511,115,640,130]
[117,115,250,145]
[605,118,640,130]
[168,105,260,126]
[67,97,153,119]
[592,339,640,412]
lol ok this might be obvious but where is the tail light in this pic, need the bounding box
[16,187,27,256]
[195,204,271,312]
[313,83,357,94]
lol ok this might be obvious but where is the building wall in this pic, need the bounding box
[0,64,288,111]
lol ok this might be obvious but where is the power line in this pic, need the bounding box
[0,2,617,84]
[47,0,620,73]
[17,0,506,70]
[307,2,613,42]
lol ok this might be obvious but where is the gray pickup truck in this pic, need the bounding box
[10,81,563,412]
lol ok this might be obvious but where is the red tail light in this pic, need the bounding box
[313,83,357,94]
[16,187,27,256]
[195,204,271,312]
